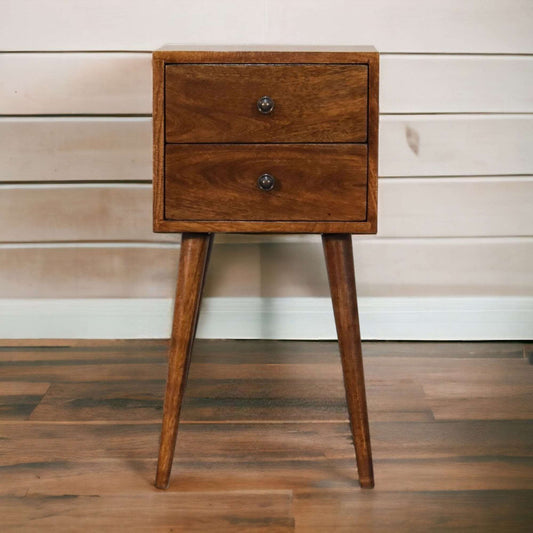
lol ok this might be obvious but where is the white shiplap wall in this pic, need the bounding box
[1,0,532,339]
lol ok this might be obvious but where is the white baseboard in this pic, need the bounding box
[0,297,531,340]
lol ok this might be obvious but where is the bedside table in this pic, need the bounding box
[152,46,379,489]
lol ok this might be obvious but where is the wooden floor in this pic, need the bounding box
[1,340,532,532]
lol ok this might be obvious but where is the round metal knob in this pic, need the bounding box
[257,173,275,191]
[257,96,275,114]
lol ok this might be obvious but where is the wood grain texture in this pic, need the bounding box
[154,219,376,234]
[156,45,378,58]
[380,114,533,177]
[3,54,533,115]
[3,456,533,497]
[164,144,368,223]
[3,115,532,181]
[154,49,378,234]
[424,382,533,421]
[0,117,151,182]
[0,185,178,243]
[0,492,293,532]
[1,340,532,531]
[0,53,152,115]
[294,490,533,532]
[2,415,531,463]
[156,233,213,489]
[0,243,260,299]
[27,378,432,424]
[367,53,379,233]
[152,58,165,227]
[265,0,533,54]
[0,381,50,420]
[377,177,533,237]
[1,238,531,298]
[323,234,373,488]
[0,0,264,51]
[3,1,531,52]
[1,177,531,242]
[165,63,367,143]
[380,55,533,113]
[256,239,533,298]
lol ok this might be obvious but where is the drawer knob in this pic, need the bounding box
[257,173,276,191]
[257,96,275,114]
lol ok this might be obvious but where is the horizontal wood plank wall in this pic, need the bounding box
[1,179,532,242]
[1,240,531,298]
[3,54,533,114]
[2,116,533,180]
[2,1,532,52]
[1,1,532,339]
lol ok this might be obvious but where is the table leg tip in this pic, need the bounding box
[360,477,375,489]
[155,477,170,490]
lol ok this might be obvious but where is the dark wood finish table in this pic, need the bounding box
[152,46,379,490]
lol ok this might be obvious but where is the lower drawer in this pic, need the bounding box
[164,144,368,222]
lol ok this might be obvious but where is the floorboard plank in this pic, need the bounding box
[0,491,294,532]
[294,490,533,532]
[28,377,432,423]
[2,456,532,498]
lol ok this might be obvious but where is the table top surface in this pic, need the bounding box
[155,44,378,53]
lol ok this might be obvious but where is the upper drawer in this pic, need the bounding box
[164,64,368,143]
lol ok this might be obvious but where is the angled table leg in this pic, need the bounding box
[155,232,213,489]
[322,233,374,488]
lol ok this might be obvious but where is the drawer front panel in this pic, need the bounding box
[164,144,368,222]
[165,64,368,143]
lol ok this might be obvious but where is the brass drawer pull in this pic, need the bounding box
[256,95,275,114]
[257,173,276,191]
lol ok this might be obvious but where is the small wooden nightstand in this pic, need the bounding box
[152,46,379,489]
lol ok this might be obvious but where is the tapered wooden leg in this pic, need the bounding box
[155,232,213,489]
[322,233,374,488]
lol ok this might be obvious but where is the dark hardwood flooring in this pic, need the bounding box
[0,340,532,531]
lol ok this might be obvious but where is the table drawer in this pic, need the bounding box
[165,64,368,143]
[164,144,368,222]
